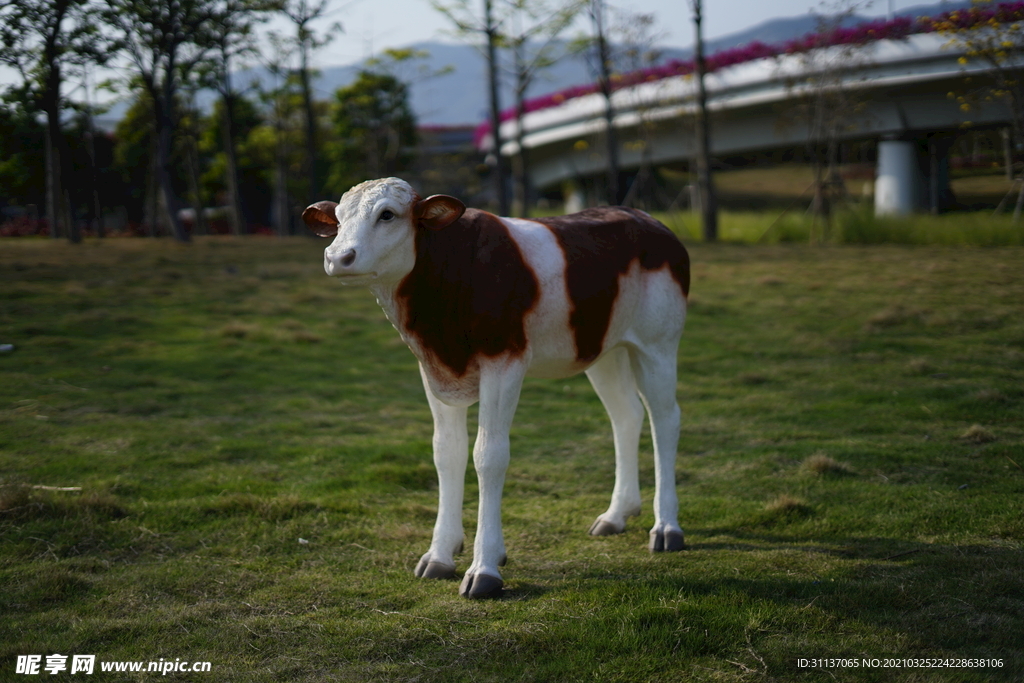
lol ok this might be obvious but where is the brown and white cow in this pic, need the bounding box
[303,177,690,599]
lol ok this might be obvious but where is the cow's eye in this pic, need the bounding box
[380,209,395,222]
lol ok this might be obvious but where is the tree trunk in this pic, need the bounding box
[484,0,509,216]
[44,121,62,240]
[299,51,318,204]
[593,0,620,205]
[273,152,290,236]
[145,132,159,237]
[43,93,74,241]
[513,46,530,218]
[221,90,246,235]
[184,127,208,237]
[273,105,291,236]
[153,80,189,243]
[84,124,104,238]
[691,0,718,242]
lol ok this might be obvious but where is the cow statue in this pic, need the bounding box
[303,177,690,599]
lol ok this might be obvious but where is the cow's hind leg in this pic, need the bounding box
[629,343,686,552]
[415,365,469,580]
[586,346,644,536]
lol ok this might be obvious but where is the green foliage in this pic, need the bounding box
[112,92,155,187]
[0,102,45,207]
[111,90,192,222]
[328,70,417,192]
[1,239,1022,680]
[199,95,272,212]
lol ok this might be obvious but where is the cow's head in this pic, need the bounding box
[303,178,465,285]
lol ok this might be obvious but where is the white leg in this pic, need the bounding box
[415,364,469,580]
[630,344,686,552]
[459,362,526,599]
[585,347,644,536]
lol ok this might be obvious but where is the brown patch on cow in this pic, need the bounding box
[396,209,540,377]
[533,207,689,363]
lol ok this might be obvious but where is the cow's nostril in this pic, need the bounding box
[341,249,356,267]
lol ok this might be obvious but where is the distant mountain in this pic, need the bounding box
[221,40,691,128]
[300,1,969,126]
[93,1,970,130]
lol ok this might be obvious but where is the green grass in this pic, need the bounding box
[658,207,1024,246]
[1,236,1023,681]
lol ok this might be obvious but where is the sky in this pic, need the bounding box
[302,0,916,68]
[0,0,925,94]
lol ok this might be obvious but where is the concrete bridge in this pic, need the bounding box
[483,33,1016,214]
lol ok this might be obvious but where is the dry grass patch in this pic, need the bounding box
[755,494,814,527]
[960,424,997,444]
[803,453,856,477]
[291,329,323,344]
[905,358,938,376]
[864,304,928,331]
[219,321,259,339]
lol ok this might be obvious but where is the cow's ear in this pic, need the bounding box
[414,195,465,230]
[302,201,340,237]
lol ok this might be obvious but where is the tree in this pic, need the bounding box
[200,95,266,220]
[612,9,666,210]
[433,0,510,215]
[105,0,219,242]
[179,82,211,236]
[571,1,661,207]
[328,68,417,191]
[587,0,622,205]
[500,0,583,216]
[689,0,718,242]
[253,32,300,235]
[0,99,46,219]
[201,0,276,235]
[781,1,872,238]
[0,0,111,242]
[112,88,190,235]
[931,2,1024,222]
[279,0,341,206]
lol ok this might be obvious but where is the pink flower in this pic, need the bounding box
[474,3,1024,145]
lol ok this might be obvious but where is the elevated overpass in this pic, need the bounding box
[482,32,1017,214]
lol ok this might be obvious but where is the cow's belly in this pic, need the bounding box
[523,263,685,379]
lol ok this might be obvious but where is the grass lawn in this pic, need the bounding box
[705,165,1018,212]
[1,236,1022,681]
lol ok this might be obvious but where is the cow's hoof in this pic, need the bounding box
[589,518,625,536]
[415,557,457,580]
[459,571,504,599]
[648,528,686,552]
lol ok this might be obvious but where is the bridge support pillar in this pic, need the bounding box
[875,139,919,216]
[563,182,586,213]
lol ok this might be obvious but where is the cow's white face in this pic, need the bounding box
[323,178,417,285]
[303,178,465,286]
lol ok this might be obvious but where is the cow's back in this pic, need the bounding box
[529,207,689,364]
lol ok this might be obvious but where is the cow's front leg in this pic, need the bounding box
[415,365,469,581]
[460,362,526,599]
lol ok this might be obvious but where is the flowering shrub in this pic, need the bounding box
[474,2,1024,146]
[0,217,48,237]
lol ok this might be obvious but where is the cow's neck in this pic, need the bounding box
[368,282,406,336]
